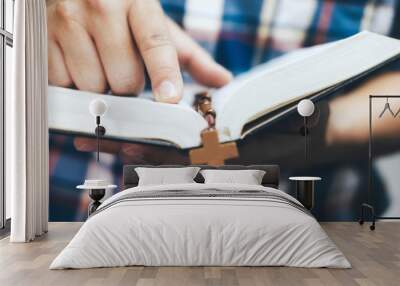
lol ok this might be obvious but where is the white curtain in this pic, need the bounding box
[8,0,49,242]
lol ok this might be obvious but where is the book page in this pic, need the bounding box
[48,86,208,148]
[211,41,336,114]
[214,32,400,141]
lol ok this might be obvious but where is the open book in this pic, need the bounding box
[49,31,400,149]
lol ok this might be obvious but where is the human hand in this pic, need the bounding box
[326,72,400,145]
[47,0,232,103]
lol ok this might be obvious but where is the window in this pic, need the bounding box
[0,0,14,230]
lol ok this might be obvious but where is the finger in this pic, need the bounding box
[75,137,188,164]
[121,143,188,164]
[168,20,232,87]
[128,0,183,103]
[120,144,149,164]
[120,144,161,164]
[48,39,73,87]
[74,137,122,154]
[54,1,107,93]
[86,0,145,95]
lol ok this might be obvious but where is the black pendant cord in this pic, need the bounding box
[304,116,309,163]
[307,117,310,162]
[97,126,100,162]
[96,116,100,163]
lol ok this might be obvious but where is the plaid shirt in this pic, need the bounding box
[49,0,399,221]
[164,0,399,74]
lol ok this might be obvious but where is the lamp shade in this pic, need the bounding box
[297,99,315,117]
[89,99,108,117]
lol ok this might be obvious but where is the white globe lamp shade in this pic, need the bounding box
[297,99,315,117]
[89,99,108,117]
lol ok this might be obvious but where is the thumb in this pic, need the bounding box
[167,19,233,88]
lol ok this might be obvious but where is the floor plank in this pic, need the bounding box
[0,222,398,286]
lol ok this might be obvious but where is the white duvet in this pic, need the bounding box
[50,183,351,269]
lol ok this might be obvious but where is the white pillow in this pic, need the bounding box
[135,167,200,186]
[200,169,266,185]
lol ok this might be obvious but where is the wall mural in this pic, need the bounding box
[46,0,400,221]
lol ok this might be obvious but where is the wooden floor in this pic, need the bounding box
[0,222,399,286]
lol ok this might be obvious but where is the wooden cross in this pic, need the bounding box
[189,129,238,166]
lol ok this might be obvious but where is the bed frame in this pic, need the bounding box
[122,165,280,189]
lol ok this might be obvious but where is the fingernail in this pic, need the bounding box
[156,81,177,101]
[219,65,233,79]
[225,70,234,81]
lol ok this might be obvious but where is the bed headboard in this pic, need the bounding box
[122,165,280,189]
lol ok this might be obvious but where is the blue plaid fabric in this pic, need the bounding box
[49,0,400,221]
[162,0,399,75]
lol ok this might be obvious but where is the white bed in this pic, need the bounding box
[50,182,350,269]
